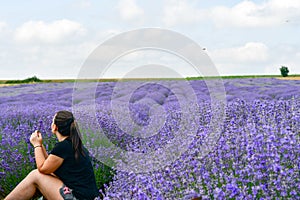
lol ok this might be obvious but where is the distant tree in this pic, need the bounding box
[24,75,42,83]
[5,76,42,84]
[280,66,289,77]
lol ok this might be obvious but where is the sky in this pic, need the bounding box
[0,0,299,79]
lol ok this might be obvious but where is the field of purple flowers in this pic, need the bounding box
[0,78,299,199]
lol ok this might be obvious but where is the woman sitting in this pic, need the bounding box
[5,110,99,200]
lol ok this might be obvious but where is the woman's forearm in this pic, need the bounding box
[34,146,46,169]
[42,144,48,158]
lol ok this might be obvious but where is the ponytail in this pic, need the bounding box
[70,121,85,161]
[54,110,85,161]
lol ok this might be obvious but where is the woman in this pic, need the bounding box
[5,110,99,200]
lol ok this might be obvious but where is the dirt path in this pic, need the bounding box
[0,84,19,87]
[276,77,300,80]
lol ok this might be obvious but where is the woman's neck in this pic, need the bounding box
[56,133,68,142]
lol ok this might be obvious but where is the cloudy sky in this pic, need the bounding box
[0,0,299,79]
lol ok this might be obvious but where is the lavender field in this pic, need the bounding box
[0,78,299,199]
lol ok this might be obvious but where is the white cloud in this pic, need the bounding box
[117,0,144,22]
[162,0,300,28]
[162,0,206,27]
[104,50,199,78]
[211,42,269,64]
[1,27,125,79]
[211,42,300,75]
[14,19,86,44]
[210,42,269,74]
[211,0,300,28]
[264,45,300,74]
[0,21,7,32]
[7,43,91,79]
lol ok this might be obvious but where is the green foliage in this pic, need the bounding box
[5,76,42,84]
[280,66,289,77]
[91,157,116,197]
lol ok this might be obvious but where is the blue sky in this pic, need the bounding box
[0,0,299,79]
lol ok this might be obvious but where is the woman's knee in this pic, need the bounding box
[27,169,44,182]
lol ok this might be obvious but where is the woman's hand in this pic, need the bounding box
[30,130,43,146]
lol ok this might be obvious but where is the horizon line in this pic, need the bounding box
[1,74,300,82]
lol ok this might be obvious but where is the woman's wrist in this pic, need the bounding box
[32,143,42,147]
[34,145,42,149]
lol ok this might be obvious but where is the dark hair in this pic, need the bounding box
[54,110,85,160]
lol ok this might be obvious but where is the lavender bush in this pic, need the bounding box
[0,78,299,199]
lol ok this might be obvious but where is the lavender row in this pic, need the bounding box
[0,78,299,199]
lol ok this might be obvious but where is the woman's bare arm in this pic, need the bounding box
[30,130,63,174]
[41,144,48,158]
[34,147,63,174]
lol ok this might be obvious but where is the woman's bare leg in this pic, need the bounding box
[5,169,63,200]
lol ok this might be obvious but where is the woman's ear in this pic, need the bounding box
[51,123,58,133]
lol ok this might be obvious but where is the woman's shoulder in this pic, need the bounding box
[52,138,73,152]
[55,137,71,146]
